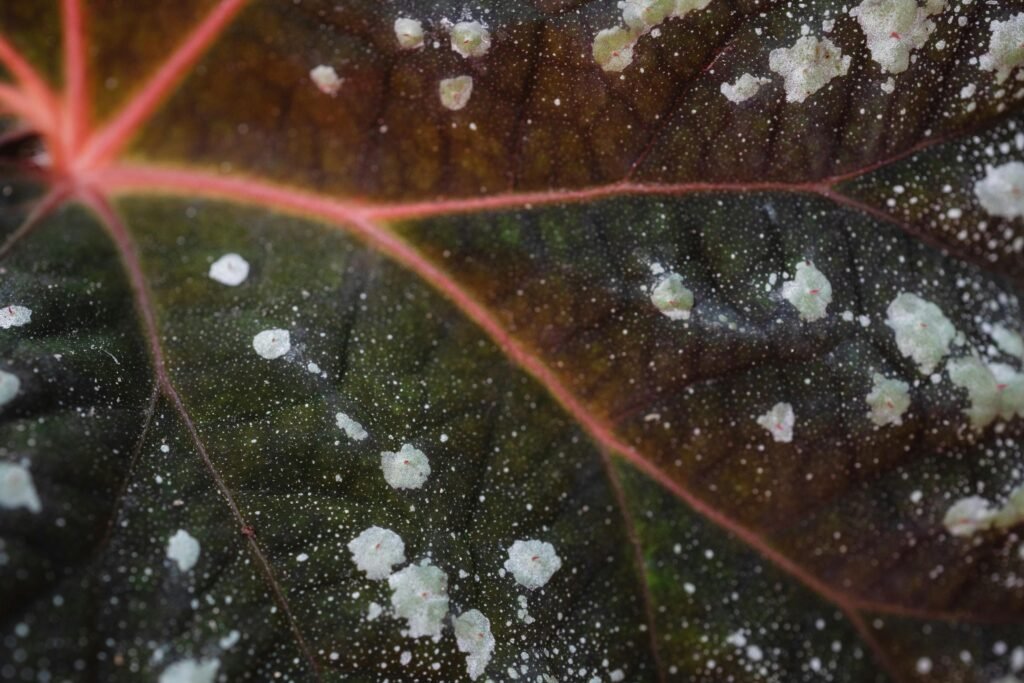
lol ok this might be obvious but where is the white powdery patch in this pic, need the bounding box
[995,485,1024,530]
[943,496,996,537]
[780,260,832,322]
[974,162,1024,219]
[504,539,562,590]
[884,293,955,374]
[947,356,1024,429]
[394,18,425,49]
[992,324,1024,360]
[450,21,491,59]
[0,462,41,513]
[310,65,343,96]
[593,0,711,72]
[158,658,220,683]
[454,609,495,680]
[593,27,640,72]
[756,402,795,443]
[866,373,911,426]
[252,329,290,360]
[979,13,1024,84]
[0,370,20,408]
[649,272,694,320]
[849,0,945,75]
[720,73,771,103]
[166,529,201,573]
[208,253,249,286]
[0,305,31,329]
[336,412,368,441]
[439,76,473,111]
[381,444,431,489]
[622,0,674,31]
[347,526,406,580]
[769,36,851,103]
[388,561,449,638]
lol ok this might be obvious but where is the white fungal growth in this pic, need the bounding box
[348,526,406,580]
[622,0,675,31]
[159,658,220,683]
[388,561,450,638]
[780,261,832,322]
[593,0,711,72]
[208,253,249,286]
[504,539,562,589]
[974,162,1024,219]
[992,324,1024,360]
[592,26,641,72]
[671,0,713,17]
[979,13,1024,84]
[992,362,1024,419]
[945,357,1024,429]
[756,402,795,443]
[394,18,425,50]
[995,485,1024,529]
[450,21,491,59]
[866,373,911,426]
[849,0,944,74]
[381,444,430,489]
[0,305,31,329]
[769,36,851,103]
[884,293,956,374]
[454,609,495,681]
[335,412,368,441]
[0,370,19,408]
[252,329,290,360]
[720,73,771,103]
[650,272,694,320]
[0,462,41,513]
[309,65,343,96]
[166,529,201,572]
[439,76,473,111]
[943,496,996,537]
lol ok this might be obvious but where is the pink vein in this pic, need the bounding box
[62,0,88,155]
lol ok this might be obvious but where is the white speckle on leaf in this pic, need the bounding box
[849,0,944,74]
[884,293,956,374]
[946,356,1024,429]
[367,602,383,621]
[974,162,1024,219]
[0,462,41,513]
[218,630,240,649]
[671,0,713,18]
[780,260,832,322]
[394,18,424,49]
[992,324,1024,360]
[866,373,911,426]
[769,36,851,103]
[454,609,495,680]
[252,329,290,360]
[621,0,674,31]
[381,444,430,489]
[439,76,473,111]
[720,73,771,103]
[593,26,640,72]
[335,412,368,441]
[388,561,449,638]
[0,370,20,408]
[650,272,694,320]
[504,539,562,589]
[347,526,406,580]
[979,13,1024,84]
[208,253,249,286]
[995,485,1024,530]
[943,496,996,537]
[0,305,31,329]
[756,402,795,443]
[158,658,220,683]
[450,21,491,58]
[310,65,343,96]
[880,76,896,93]
[166,529,200,573]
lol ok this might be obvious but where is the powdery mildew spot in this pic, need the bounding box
[992,324,1024,360]
[0,305,31,329]
[347,526,406,580]
[439,76,473,111]
[720,73,771,103]
[780,260,832,322]
[756,402,795,443]
[866,373,911,426]
[158,658,220,683]
[849,0,945,75]
[650,272,694,320]
[593,27,640,72]
[450,21,491,59]
[943,495,998,537]
[381,444,431,489]
[996,485,1024,530]
[622,0,674,31]
[309,65,343,96]
[885,293,956,374]
[388,561,449,638]
[394,18,425,49]
[504,539,562,590]
[946,356,1024,429]
[979,13,1024,84]
[454,609,495,680]
[336,412,368,441]
[592,0,711,72]
[208,253,249,286]
[166,529,201,572]
[0,462,41,513]
[252,329,290,360]
[0,370,20,408]
[769,36,851,103]
[974,162,1024,219]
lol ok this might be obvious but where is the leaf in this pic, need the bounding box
[1,1,1024,681]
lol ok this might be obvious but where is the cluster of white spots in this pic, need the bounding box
[944,485,1024,537]
[756,402,795,443]
[769,36,851,103]
[454,609,495,680]
[158,658,220,683]
[367,601,383,620]
[347,526,406,580]
[394,18,425,50]
[592,0,712,72]
[849,0,945,75]
[947,356,1024,430]
[309,65,343,96]
[649,272,694,320]
[780,260,832,322]
[516,594,535,624]
[166,529,201,573]
[884,293,956,374]
[866,373,911,426]
[208,253,249,286]
[0,305,31,329]
[974,162,1024,219]
[439,76,473,111]
[0,370,20,408]
[720,73,771,103]
[979,13,1024,83]
[218,631,240,649]
[504,539,562,589]
[381,444,431,489]
[450,21,491,59]
[335,412,368,441]
[252,328,291,360]
[993,324,1024,360]
[0,462,41,513]
[388,561,450,638]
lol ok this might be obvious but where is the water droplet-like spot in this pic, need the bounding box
[309,65,343,96]
[208,253,249,286]
[394,17,425,50]
[252,329,291,360]
[166,529,201,572]
[504,539,562,589]
[769,36,851,103]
